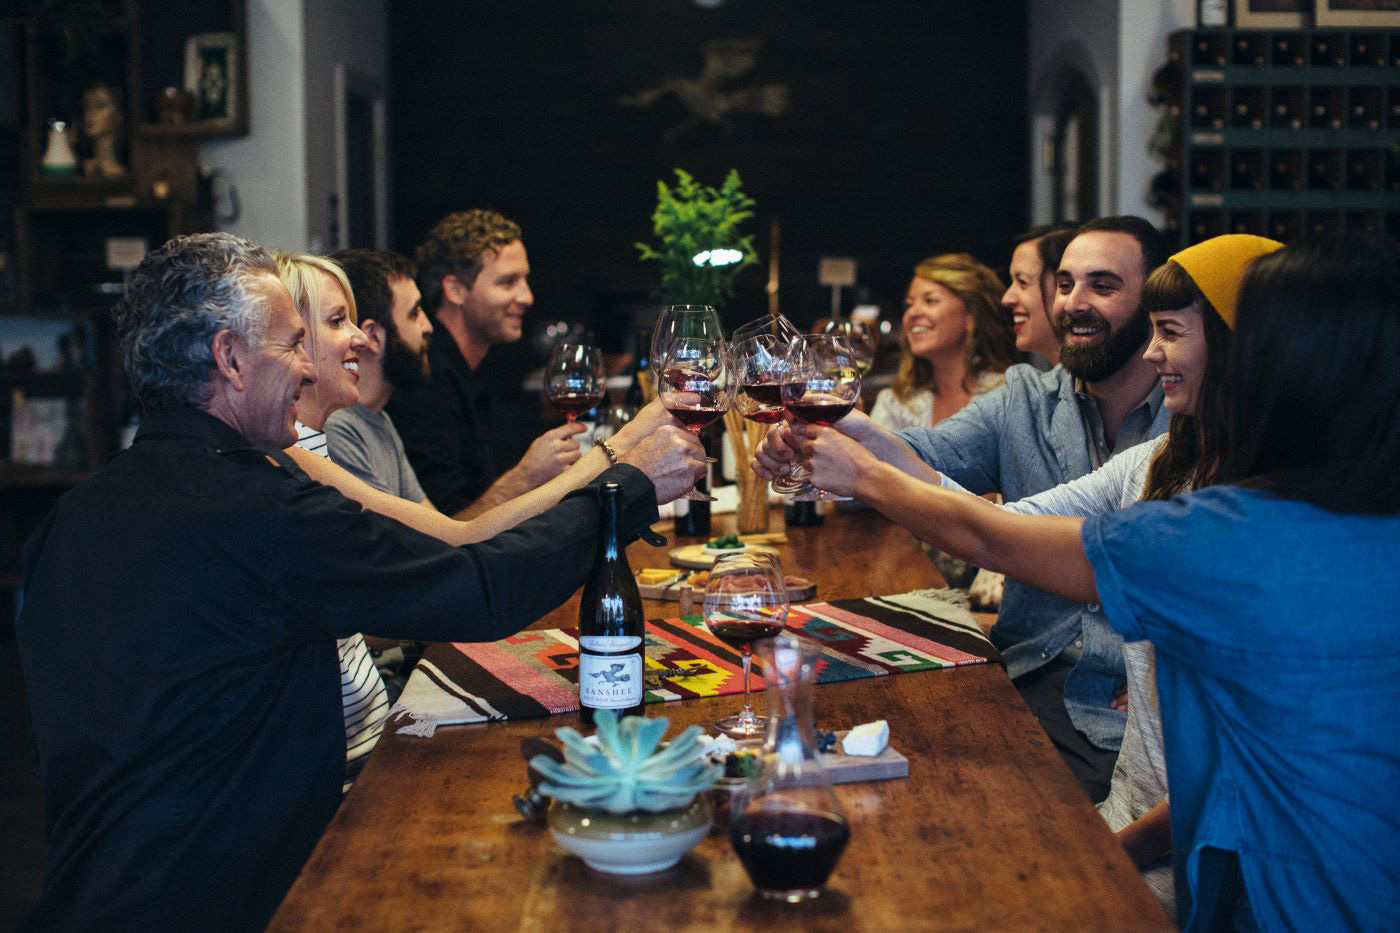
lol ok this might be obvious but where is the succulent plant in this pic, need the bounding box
[530,711,721,814]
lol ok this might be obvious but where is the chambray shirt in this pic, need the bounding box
[897,363,1168,748]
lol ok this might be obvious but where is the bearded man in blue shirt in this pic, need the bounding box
[756,216,1171,801]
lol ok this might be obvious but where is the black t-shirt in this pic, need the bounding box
[384,332,495,514]
[17,408,656,931]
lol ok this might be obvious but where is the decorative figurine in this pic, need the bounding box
[80,83,126,178]
[40,119,78,175]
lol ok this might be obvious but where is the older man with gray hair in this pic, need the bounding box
[15,233,703,931]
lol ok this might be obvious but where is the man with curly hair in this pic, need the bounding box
[386,209,583,517]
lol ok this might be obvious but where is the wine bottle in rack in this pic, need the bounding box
[578,482,646,726]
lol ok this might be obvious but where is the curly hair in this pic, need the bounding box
[414,209,521,313]
[891,252,1018,401]
[113,233,277,413]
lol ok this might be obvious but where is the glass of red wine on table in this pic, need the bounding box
[778,333,861,501]
[658,335,734,501]
[702,552,789,738]
[543,341,606,435]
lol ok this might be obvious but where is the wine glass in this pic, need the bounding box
[732,332,798,426]
[732,312,802,348]
[703,552,789,738]
[779,334,861,501]
[652,304,724,375]
[823,318,876,376]
[543,341,606,432]
[657,335,734,501]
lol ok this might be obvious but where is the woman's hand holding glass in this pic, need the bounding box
[657,336,734,501]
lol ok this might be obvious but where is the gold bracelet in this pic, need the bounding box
[599,438,620,465]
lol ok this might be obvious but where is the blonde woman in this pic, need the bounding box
[272,252,697,789]
[871,253,1019,431]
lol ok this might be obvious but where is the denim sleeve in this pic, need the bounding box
[895,387,1008,495]
[1080,510,1150,644]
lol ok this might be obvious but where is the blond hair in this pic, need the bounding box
[274,251,358,326]
[892,252,1017,400]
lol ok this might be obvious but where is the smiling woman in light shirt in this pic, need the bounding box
[870,252,1019,432]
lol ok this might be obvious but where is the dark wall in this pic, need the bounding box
[388,0,1029,335]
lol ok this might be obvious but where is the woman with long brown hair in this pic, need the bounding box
[870,252,1019,431]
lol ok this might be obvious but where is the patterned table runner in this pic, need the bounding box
[390,590,999,737]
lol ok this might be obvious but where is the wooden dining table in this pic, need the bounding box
[269,506,1171,931]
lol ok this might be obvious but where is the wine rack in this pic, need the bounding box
[1167,28,1400,247]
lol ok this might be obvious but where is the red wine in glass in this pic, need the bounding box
[549,390,605,422]
[668,406,726,432]
[742,408,785,425]
[708,617,785,647]
[786,399,854,426]
[741,381,786,406]
[731,810,851,897]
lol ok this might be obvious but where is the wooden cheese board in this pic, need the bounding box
[667,542,782,570]
[635,568,817,603]
[820,730,909,784]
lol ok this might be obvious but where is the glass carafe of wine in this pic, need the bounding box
[730,634,849,902]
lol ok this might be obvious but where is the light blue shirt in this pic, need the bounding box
[1083,486,1400,931]
[898,363,1168,748]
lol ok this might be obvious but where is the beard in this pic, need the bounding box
[382,331,432,389]
[1057,306,1151,383]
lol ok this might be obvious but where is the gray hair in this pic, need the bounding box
[114,233,278,412]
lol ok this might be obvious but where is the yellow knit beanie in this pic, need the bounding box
[1170,234,1284,330]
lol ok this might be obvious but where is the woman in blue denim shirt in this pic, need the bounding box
[797,231,1400,931]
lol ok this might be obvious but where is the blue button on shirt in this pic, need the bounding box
[897,363,1168,749]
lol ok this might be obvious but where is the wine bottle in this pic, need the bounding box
[578,481,646,726]
[784,498,823,527]
[623,328,650,412]
[673,463,712,536]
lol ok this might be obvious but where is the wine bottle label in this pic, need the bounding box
[578,635,642,652]
[579,651,643,708]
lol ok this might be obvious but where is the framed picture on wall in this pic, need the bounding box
[184,32,238,126]
[1317,0,1400,26]
[1234,0,1312,28]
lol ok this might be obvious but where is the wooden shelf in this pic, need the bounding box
[136,121,245,140]
[0,462,88,488]
[2,304,118,319]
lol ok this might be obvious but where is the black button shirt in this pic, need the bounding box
[385,332,495,514]
[17,407,656,931]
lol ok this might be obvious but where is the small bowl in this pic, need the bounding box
[548,797,711,874]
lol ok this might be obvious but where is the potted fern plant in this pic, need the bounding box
[530,711,721,874]
[635,168,758,309]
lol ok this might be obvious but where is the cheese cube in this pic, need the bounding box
[841,719,889,757]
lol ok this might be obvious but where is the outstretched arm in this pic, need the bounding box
[752,409,943,486]
[285,400,696,546]
[804,427,1099,604]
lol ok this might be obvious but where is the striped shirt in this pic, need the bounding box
[295,421,390,792]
